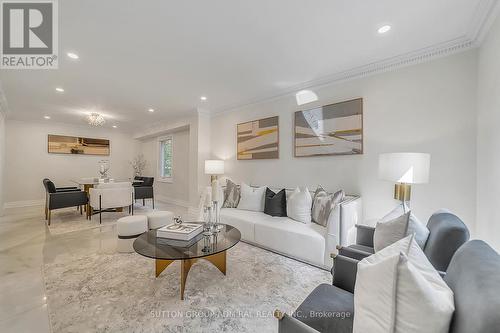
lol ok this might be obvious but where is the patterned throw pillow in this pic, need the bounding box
[311,186,345,227]
[222,179,240,208]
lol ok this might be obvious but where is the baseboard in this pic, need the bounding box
[155,195,190,208]
[4,199,44,209]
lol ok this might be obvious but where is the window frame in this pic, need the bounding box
[157,135,173,183]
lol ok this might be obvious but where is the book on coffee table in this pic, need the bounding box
[156,223,203,241]
[156,233,204,248]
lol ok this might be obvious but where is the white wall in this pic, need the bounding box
[477,14,500,250]
[211,51,478,231]
[134,111,210,211]
[4,120,139,205]
[140,128,190,205]
[0,112,5,215]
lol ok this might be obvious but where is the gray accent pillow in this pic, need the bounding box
[222,179,240,208]
[311,186,345,227]
[380,204,430,249]
[373,212,411,252]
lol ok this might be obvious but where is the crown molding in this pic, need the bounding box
[466,0,500,45]
[211,37,474,116]
[211,0,499,117]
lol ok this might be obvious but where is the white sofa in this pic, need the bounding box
[219,193,362,269]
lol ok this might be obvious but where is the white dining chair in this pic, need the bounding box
[89,182,134,224]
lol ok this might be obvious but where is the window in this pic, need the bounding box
[158,136,173,181]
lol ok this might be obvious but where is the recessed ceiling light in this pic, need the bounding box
[200,96,207,101]
[67,52,79,59]
[55,87,64,93]
[148,108,155,112]
[44,115,51,119]
[112,125,117,128]
[378,25,391,34]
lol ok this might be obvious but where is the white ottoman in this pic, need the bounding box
[117,215,148,253]
[146,210,174,230]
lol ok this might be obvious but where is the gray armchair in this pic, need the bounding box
[276,240,500,333]
[337,210,470,273]
[42,178,80,220]
[43,179,88,225]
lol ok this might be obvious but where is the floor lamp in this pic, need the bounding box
[378,153,430,212]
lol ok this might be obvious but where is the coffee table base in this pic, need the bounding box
[155,250,227,300]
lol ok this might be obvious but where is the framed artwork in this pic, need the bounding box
[237,116,279,160]
[294,98,363,157]
[48,134,110,155]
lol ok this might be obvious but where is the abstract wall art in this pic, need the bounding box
[237,116,279,160]
[48,135,110,155]
[294,98,363,157]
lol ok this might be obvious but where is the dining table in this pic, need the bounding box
[71,178,141,219]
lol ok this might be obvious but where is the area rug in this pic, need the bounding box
[43,242,331,332]
[47,205,154,236]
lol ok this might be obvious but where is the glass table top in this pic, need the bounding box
[71,178,139,185]
[133,223,241,260]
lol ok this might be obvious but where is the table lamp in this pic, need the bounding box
[378,153,430,208]
[205,160,225,199]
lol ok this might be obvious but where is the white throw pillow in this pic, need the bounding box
[236,183,266,212]
[353,235,455,333]
[380,203,430,249]
[287,187,312,224]
[373,212,411,252]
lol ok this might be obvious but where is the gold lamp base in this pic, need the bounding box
[394,183,411,202]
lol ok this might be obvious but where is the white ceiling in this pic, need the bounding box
[0,0,495,131]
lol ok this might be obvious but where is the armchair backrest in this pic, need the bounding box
[423,210,470,272]
[141,177,154,187]
[89,185,133,209]
[43,179,57,193]
[445,240,500,333]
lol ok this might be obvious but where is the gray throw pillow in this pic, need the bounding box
[222,179,240,208]
[380,204,430,249]
[373,212,411,252]
[311,186,345,227]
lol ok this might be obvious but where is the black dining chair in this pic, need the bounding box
[42,179,88,225]
[133,177,155,208]
[42,178,81,219]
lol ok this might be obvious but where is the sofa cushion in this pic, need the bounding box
[219,208,258,242]
[237,183,266,212]
[264,188,287,217]
[380,203,430,249]
[287,187,312,224]
[254,215,325,266]
[373,212,410,252]
[293,283,354,333]
[221,208,326,266]
[222,179,240,208]
[354,235,454,333]
[312,187,344,227]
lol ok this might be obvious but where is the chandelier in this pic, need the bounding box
[87,113,105,126]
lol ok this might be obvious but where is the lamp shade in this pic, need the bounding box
[204,160,224,175]
[378,153,430,184]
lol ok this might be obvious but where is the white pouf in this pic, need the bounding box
[117,215,148,253]
[146,210,174,230]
